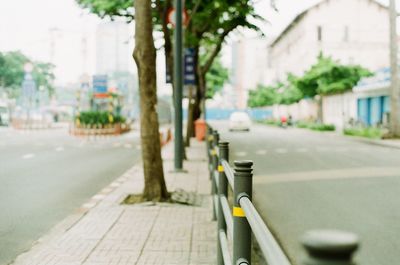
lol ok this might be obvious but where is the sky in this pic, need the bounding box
[0,0,395,85]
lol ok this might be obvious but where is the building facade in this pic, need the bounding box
[230,38,269,109]
[267,0,390,84]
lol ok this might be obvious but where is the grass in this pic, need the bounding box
[296,121,336,131]
[343,127,383,139]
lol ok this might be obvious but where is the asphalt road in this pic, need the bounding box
[212,122,400,265]
[0,125,141,265]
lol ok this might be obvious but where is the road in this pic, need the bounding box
[0,126,141,265]
[212,122,400,265]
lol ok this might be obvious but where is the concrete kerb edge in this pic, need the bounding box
[260,123,400,150]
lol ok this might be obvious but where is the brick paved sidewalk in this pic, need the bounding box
[12,141,216,265]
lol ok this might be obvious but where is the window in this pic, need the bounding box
[343,26,349,42]
[317,26,322,42]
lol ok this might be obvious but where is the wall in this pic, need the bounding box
[267,0,389,84]
[322,92,357,130]
[271,99,318,121]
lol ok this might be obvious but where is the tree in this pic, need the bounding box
[295,54,371,97]
[133,0,169,201]
[247,74,302,108]
[248,84,280,108]
[295,54,371,122]
[76,0,264,140]
[0,51,55,98]
[203,55,229,99]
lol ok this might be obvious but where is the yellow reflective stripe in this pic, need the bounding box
[218,165,224,172]
[211,149,217,156]
[208,135,214,141]
[233,207,246,217]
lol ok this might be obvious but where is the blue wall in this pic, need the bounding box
[357,96,389,126]
[183,108,273,121]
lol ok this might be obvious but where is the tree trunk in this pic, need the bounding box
[185,85,194,147]
[316,95,323,123]
[133,0,169,201]
[389,0,400,136]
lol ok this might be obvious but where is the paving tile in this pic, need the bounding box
[12,141,216,265]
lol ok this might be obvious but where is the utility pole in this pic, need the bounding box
[174,0,184,170]
[390,0,400,137]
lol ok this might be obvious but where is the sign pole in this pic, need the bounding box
[174,0,184,170]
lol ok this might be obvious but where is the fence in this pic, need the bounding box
[206,124,360,265]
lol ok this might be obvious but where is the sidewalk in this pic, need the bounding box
[12,141,216,265]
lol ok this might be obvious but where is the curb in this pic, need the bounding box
[258,123,400,150]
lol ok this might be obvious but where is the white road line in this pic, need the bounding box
[92,194,106,200]
[296,148,308,153]
[255,150,267,155]
[22,153,35,159]
[55,146,64,152]
[235,151,247,157]
[113,142,122,147]
[275,148,288,154]
[124,143,133,149]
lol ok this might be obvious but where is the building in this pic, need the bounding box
[95,21,138,117]
[267,0,390,84]
[230,38,269,109]
[96,21,132,75]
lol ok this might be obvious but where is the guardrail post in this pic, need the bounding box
[206,126,213,162]
[301,230,359,265]
[211,130,220,221]
[233,160,253,265]
[217,142,229,265]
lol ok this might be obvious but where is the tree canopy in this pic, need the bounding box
[0,51,55,98]
[248,54,372,108]
[295,54,372,97]
[204,55,228,99]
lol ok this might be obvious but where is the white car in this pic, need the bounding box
[229,112,251,131]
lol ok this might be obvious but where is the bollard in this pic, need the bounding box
[211,130,220,221]
[233,160,253,265]
[301,229,359,265]
[217,142,229,265]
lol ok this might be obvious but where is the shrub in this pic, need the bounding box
[309,123,336,131]
[76,111,126,126]
[343,127,382,139]
[295,121,335,131]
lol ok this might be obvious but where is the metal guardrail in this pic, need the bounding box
[206,125,361,265]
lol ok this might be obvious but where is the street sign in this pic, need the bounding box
[93,75,108,98]
[167,8,189,27]
[184,48,196,85]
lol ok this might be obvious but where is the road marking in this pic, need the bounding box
[275,148,288,154]
[92,194,105,200]
[235,151,247,157]
[316,147,330,152]
[256,150,267,155]
[334,147,348,152]
[113,142,122,147]
[55,146,64,152]
[82,202,96,209]
[136,145,142,150]
[124,143,132,149]
[110,182,121,187]
[22,153,35,159]
[296,148,308,153]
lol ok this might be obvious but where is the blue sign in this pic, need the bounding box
[184,48,196,85]
[93,75,108,94]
